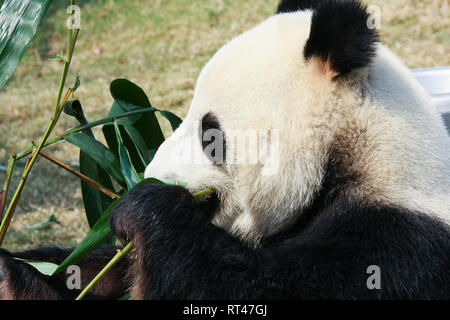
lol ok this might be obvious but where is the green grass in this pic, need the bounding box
[0,0,448,251]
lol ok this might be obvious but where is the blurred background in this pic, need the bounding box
[0,0,448,251]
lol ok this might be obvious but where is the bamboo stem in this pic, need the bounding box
[75,241,134,300]
[0,155,16,221]
[0,23,80,247]
[14,107,157,161]
[192,188,216,199]
[0,150,36,245]
[39,151,119,200]
[0,193,4,222]
[53,29,79,121]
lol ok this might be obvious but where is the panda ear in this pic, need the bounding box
[304,0,379,79]
[277,0,322,13]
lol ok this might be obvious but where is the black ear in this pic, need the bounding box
[277,0,322,13]
[304,0,379,78]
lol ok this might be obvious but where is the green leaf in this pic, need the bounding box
[105,101,141,124]
[158,110,182,131]
[53,178,163,275]
[80,151,115,228]
[63,100,87,125]
[64,101,116,228]
[114,120,141,190]
[72,73,81,93]
[65,132,126,188]
[0,0,52,88]
[103,102,151,173]
[159,179,187,188]
[52,199,117,274]
[48,51,66,63]
[110,78,153,112]
[117,292,130,300]
[24,214,59,230]
[110,79,165,150]
[15,258,59,276]
[122,124,151,166]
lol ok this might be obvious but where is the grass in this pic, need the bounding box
[0,0,448,252]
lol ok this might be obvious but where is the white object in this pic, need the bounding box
[413,66,450,114]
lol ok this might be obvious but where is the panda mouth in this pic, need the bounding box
[195,191,221,220]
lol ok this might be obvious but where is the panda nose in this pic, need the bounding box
[144,162,166,180]
[143,144,174,181]
[143,130,192,181]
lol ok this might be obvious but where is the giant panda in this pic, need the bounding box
[0,0,449,300]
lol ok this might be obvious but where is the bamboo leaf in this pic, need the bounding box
[80,151,115,228]
[64,101,116,227]
[72,73,81,93]
[24,214,59,230]
[159,179,187,188]
[15,258,59,276]
[48,51,66,63]
[65,132,126,189]
[122,124,151,166]
[63,100,87,125]
[114,120,141,190]
[110,79,165,151]
[117,292,130,300]
[158,110,182,131]
[110,78,152,112]
[103,102,150,173]
[0,0,52,88]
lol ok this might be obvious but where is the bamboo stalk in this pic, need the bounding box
[0,24,80,247]
[0,150,36,245]
[39,151,119,200]
[14,107,157,161]
[75,241,134,300]
[192,188,215,202]
[0,193,4,221]
[0,155,16,221]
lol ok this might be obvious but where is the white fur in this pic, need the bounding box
[145,12,450,244]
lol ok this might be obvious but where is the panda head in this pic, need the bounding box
[145,0,450,245]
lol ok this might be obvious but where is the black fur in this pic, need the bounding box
[201,112,227,164]
[277,0,322,13]
[2,174,449,299]
[0,245,128,299]
[107,183,450,299]
[304,0,379,77]
[276,0,379,77]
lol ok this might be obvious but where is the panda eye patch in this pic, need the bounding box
[201,112,226,164]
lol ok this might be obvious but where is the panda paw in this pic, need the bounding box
[110,183,195,243]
